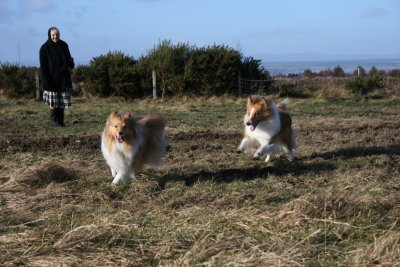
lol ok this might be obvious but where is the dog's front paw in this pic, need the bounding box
[252,153,261,160]
[112,179,121,185]
[236,148,243,154]
[112,174,123,185]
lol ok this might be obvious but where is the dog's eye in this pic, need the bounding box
[114,125,118,128]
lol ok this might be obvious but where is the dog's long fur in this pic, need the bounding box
[237,95,297,162]
[101,112,168,184]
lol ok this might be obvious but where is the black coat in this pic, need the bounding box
[39,37,74,92]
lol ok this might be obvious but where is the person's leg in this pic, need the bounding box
[57,108,65,127]
[50,107,60,127]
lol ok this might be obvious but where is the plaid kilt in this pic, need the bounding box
[43,87,72,108]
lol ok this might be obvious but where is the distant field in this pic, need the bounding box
[1,96,399,266]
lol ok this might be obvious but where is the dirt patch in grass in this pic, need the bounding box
[0,131,242,153]
[0,135,101,152]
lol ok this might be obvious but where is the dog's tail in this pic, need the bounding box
[276,98,289,111]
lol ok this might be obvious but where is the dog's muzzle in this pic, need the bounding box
[246,120,259,132]
[116,132,124,143]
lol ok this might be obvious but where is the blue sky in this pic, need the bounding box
[1,0,399,66]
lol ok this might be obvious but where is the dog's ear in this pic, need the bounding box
[122,113,133,121]
[109,111,118,119]
[263,95,275,105]
[123,113,132,119]
[249,95,261,104]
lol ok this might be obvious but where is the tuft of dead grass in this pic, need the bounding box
[351,232,400,266]
[3,159,80,189]
[53,223,137,249]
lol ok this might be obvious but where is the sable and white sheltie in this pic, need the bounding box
[237,95,297,162]
[101,112,168,184]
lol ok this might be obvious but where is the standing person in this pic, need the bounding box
[39,27,74,127]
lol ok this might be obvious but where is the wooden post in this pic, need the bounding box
[35,70,41,101]
[152,70,157,99]
[357,67,361,77]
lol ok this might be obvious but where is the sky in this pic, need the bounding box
[1,0,399,66]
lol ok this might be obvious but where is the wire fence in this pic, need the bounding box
[238,77,275,96]
[34,70,276,100]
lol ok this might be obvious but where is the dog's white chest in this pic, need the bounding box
[246,118,280,142]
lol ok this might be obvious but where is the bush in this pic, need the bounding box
[333,65,345,77]
[387,69,400,77]
[142,40,192,97]
[303,69,316,78]
[72,65,90,83]
[185,45,242,96]
[346,69,384,96]
[139,40,271,97]
[318,69,334,77]
[0,63,37,98]
[275,81,308,98]
[346,76,364,95]
[71,65,91,96]
[85,51,139,98]
[364,73,384,90]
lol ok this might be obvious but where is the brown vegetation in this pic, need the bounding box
[0,96,399,266]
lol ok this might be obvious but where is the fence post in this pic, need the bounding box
[152,70,157,99]
[35,70,42,101]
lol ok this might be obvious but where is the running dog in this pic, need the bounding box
[237,95,297,162]
[101,112,168,184]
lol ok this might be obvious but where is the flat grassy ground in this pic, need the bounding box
[0,96,399,266]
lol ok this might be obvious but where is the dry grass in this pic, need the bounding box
[0,95,399,266]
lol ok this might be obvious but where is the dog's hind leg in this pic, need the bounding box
[129,171,137,181]
[282,146,295,161]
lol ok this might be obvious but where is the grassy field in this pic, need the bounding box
[1,95,399,266]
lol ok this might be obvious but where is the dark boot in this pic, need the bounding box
[50,109,60,127]
[57,108,65,127]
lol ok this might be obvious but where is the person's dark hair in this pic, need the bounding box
[47,27,59,40]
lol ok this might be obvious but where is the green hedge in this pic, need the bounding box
[0,63,37,98]
[73,40,271,98]
[346,70,385,95]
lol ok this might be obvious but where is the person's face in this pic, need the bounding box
[50,29,60,43]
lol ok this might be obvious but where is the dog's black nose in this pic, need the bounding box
[119,131,124,136]
[246,121,251,126]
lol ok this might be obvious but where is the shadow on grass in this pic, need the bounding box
[305,145,400,160]
[159,145,399,188]
[158,160,335,188]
